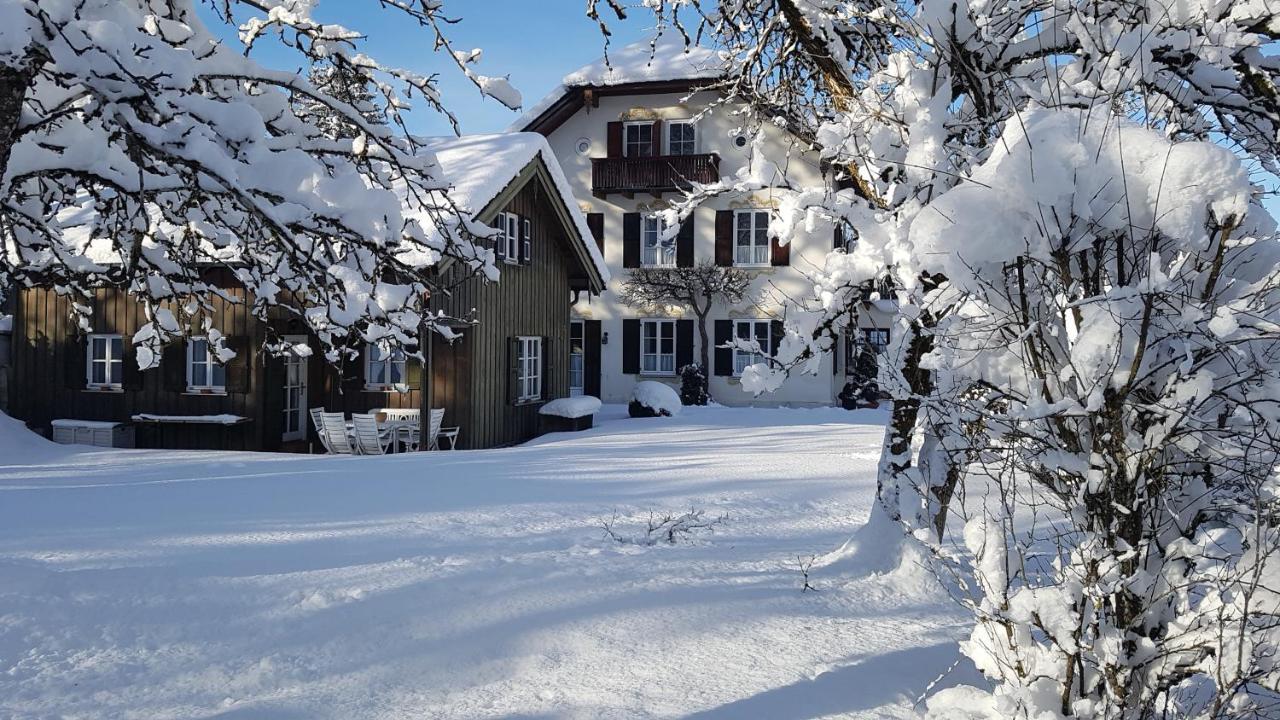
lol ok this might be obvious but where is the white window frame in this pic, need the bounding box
[640,319,677,376]
[623,121,655,158]
[187,337,227,393]
[667,120,697,156]
[568,321,585,397]
[86,334,124,390]
[863,328,891,353]
[517,336,543,403]
[365,343,408,390]
[734,210,771,266]
[733,320,771,377]
[501,211,520,264]
[641,215,675,267]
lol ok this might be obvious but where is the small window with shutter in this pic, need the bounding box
[365,343,408,390]
[516,336,543,402]
[501,212,520,264]
[187,337,227,393]
[667,120,696,155]
[732,320,772,376]
[623,122,654,158]
[86,334,124,390]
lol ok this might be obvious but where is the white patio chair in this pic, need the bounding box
[379,408,422,452]
[351,413,393,455]
[426,408,461,450]
[321,412,358,455]
[309,408,333,453]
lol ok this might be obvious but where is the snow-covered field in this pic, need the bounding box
[0,406,977,719]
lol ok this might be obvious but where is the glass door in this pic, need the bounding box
[282,336,309,442]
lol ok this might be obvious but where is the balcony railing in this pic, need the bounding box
[591,153,720,197]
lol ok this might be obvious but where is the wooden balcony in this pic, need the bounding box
[591,153,720,198]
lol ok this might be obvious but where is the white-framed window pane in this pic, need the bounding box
[192,362,208,387]
[624,123,653,157]
[668,122,695,155]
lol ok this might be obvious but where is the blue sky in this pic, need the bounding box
[220,1,653,136]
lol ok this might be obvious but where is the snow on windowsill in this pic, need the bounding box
[84,386,124,394]
[538,396,602,419]
[364,384,411,394]
[183,389,228,397]
[51,419,123,429]
[131,414,248,425]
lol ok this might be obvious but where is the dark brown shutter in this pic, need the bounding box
[834,224,845,251]
[622,319,640,375]
[342,343,364,394]
[622,213,641,269]
[494,224,505,264]
[122,340,143,391]
[405,353,423,390]
[224,336,250,394]
[676,215,695,268]
[770,320,784,356]
[607,121,623,158]
[65,334,86,389]
[770,236,790,266]
[714,211,734,267]
[676,319,694,370]
[521,216,533,265]
[650,119,663,156]
[713,320,733,376]
[584,320,602,397]
[540,335,551,401]
[586,213,604,252]
[162,341,186,392]
[262,348,285,447]
[507,337,520,405]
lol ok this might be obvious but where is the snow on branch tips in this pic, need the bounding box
[0,1,522,367]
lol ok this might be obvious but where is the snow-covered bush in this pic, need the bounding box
[679,364,709,406]
[615,0,1280,715]
[629,381,682,418]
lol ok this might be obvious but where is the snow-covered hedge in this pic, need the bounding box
[629,381,682,418]
[538,396,602,419]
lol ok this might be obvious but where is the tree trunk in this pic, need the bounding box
[695,308,711,377]
[0,54,39,192]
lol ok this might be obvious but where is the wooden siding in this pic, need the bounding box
[431,172,576,449]
[10,272,268,450]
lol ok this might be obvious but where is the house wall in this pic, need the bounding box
[10,274,269,450]
[543,90,895,406]
[431,174,575,448]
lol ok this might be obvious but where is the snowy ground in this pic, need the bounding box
[0,406,978,719]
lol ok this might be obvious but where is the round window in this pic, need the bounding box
[734,135,748,148]
[576,138,592,156]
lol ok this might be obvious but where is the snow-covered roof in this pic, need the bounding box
[413,133,609,286]
[509,37,728,133]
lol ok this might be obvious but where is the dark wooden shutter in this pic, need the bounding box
[584,320,602,398]
[122,340,143,391]
[521,216,533,265]
[650,119,663,156]
[676,319,694,370]
[676,215,695,268]
[622,213,641,269]
[65,334,86,389]
[770,320,784,356]
[162,341,186,392]
[834,224,845,251]
[262,348,285,446]
[713,320,733,376]
[494,219,506,264]
[405,352,423,391]
[586,213,604,253]
[225,336,250,394]
[540,335,551,401]
[622,319,640,374]
[342,344,364,394]
[507,337,520,405]
[607,122,623,158]
[714,211,734,266]
[770,236,790,266]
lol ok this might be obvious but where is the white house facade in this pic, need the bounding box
[512,40,895,407]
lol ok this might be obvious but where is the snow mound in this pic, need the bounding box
[631,381,682,417]
[0,411,69,462]
[0,314,11,333]
[538,396,602,419]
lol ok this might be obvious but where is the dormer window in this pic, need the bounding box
[624,121,654,158]
[668,121,696,156]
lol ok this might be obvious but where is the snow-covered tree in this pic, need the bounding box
[618,261,751,390]
[605,1,1280,716]
[0,0,522,367]
[294,64,384,140]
